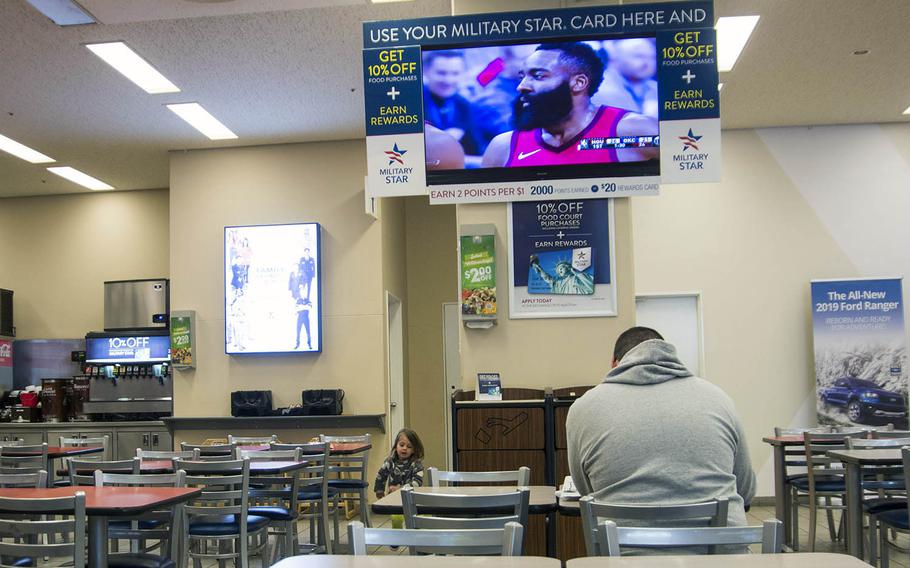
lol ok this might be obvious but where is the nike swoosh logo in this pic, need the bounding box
[517,149,541,160]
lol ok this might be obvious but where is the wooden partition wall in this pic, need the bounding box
[451,386,596,560]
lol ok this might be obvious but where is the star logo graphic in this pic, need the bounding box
[385,143,407,165]
[679,128,702,151]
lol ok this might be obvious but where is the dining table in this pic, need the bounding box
[371,485,558,557]
[827,447,904,559]
[0,485,201,568]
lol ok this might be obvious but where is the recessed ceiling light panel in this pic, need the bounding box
[0,134,55,164]
[47,166,114,190]
[716,15,760,72]
[86,42,180,94]
[25,0,95,26]
[167,103,238,140]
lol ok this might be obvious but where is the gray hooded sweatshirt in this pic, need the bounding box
[566,339,756,528]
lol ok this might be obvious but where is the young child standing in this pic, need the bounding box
[374,428,425,498]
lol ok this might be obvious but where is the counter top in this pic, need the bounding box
[0,420,166,429]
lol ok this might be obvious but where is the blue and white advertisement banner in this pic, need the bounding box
[85,335,170,363]
[812,278,907,428]
[363,1,720,204]
[508,199,616,319]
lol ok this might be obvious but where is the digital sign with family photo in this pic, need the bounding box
[225,223,322,355]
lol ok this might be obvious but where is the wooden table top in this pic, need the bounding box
[3,446,104,459]
[371,485,556,515]
[274,556,559,568]
[828,448,904,465]
[566,552,870,568]
[761,436,806,445]
[0,486,201,515]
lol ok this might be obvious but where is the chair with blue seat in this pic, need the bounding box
[596,518,784,556]
[773,426,832,548]
[0,491,86,568]
[238,447,301,561]
[95,470,187,568]
[579,496,729,556]
[272,441,338,554]
[876,447,910,568]
[175,457,270,568]
[792,431,865,551]
[319,434,371,527]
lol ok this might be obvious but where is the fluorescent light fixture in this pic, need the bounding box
[47,166,114,190]
[25,0,95,26]
[903,105,910,115]
[166,103,238,140]
[716,15,760,72]
[369,0,415,3]
[718,83,724,91]
[0,134,55,164]
[85,42,180,94]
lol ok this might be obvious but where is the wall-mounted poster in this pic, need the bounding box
[460,233,497,319]
[813,277,906,428]
[508,199,616,319]
[225,223,322,354]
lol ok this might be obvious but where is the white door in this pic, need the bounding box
[386,292,405,437]
[442,302,461,469]
[635,293,704,376]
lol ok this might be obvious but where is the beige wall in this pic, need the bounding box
[455,199,637,389]
[169,139,391,481]
[0,189,169,339]
[404,197,457,470]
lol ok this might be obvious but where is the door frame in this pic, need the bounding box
[385,291,405,438]
[635,291,706,377]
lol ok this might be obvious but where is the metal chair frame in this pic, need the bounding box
[0,443,49,477]
[878,447,910,568]
[179,442,237,458]
[578,495,729,556]
[348,520,524,556]
[0,491,87,568]
[137,449,199,461]
[0,470,46,488]
[425,466,530,487]
[68,458,140,486]
[239,448,302,561]
[228,435,278,446]
[320,434,371,527]
[596,518,784,556]
[271,442,337,555]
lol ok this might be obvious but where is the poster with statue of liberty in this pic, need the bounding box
[508,198,616,319]
[812,278,907,428]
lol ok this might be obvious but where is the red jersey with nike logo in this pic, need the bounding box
[505,106,627,167]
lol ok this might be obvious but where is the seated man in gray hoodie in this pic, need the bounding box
[566,326,755,533]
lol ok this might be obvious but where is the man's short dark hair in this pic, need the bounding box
[613,326,664,362]
[423,50,465,69]
[536,42,605,96]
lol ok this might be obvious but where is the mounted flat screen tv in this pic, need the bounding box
[224,223,322,354]
[422,36,660,185]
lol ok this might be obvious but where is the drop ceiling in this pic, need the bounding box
[0,0,907,198]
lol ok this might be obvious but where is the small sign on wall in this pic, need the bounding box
[170,310,196,370]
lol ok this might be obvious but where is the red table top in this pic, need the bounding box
[0,486,201,515]
[232,442,371,455]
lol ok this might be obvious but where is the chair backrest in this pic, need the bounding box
[348,520,523,556]
[847,437,910,449]
[319,434,370,482]
[69,458,140,486]
[804,432,865,483]
[60,435,111,462]
[96,469,187,487]
[401,486,530,540]
[180,442,237,457]
[426,466,531,487]
[271,442,330,500]
[840,424,894,433]
[0,469,47,487]
[873,430,910,439]
[0,491,87,568]
[773,426,832,436]
[237,448,300,461]
[136,449,198,460]
[0,443,49,474]
[596,518,784,556]
[578,495,729,556]
[0,439,24,447]
[227,434,278,446]
[175,457,251,533]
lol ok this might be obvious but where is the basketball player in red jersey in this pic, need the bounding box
[482,42,658,168]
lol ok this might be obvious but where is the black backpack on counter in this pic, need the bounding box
[302,389,344,416]
[230,390,273,417]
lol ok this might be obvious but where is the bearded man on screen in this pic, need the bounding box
[482,42,658,168]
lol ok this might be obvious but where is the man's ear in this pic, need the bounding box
[611,357,619,369]
[570,73,589,95]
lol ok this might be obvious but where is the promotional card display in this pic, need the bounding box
[225,223,322,354]
[363,1,720,204]
[509,199,616,319]
[477,372,502,401]
[812,278,907,428]
[460,232,497,320]
[170,310,196,369]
